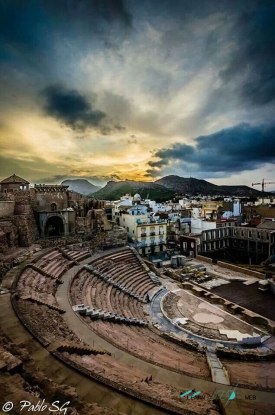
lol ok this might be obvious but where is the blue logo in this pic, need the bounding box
[180,384,238,406]
[180,390,201,399]
[212,384,238,406]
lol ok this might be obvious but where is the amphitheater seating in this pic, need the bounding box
[17,267,58,306]
[69,248,209,378]
[60,247,91,262]
[86,247,160,302]
[35,249,74,279]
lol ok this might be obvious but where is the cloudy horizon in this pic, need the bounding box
[1,0,275,189]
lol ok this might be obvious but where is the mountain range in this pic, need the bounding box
[91,175,262,201]
[155,176,262,197]
[61,179,101,195]
[60,176,263,200]
[91,180,175,202]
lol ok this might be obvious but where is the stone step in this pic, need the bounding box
[21,296,66,314]
[48,341,109,356]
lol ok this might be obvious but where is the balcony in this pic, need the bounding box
[137,242,147,248]
[150,232,155,236]
[159,241,165,245]
[141,232,147,237]
[150,241,156,245]
[159,231,164,235]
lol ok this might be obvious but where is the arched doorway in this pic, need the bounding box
[44,215,64,237]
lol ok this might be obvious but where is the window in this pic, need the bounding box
[127,227,129,232]
[50,203,57,211]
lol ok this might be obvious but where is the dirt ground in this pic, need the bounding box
[222,359,275,389]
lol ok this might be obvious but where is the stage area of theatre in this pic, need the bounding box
[161,288,265,342]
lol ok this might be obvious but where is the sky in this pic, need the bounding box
[0,0,275,188]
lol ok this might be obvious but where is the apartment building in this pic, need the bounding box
[181,225,275,264]
[120,213,167,255]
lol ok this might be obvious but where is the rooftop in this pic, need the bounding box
[257,219,275,230]
[0,174,29,184]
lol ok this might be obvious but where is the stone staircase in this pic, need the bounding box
[129,247,162,286]
[48,341,110,356]
[206,348,230,385]
[20,295,66,314]
[73,304,149,326]
[84,265,146,302]
[57,247,79,265]
[26,264,63,283]
[148,271,161,285]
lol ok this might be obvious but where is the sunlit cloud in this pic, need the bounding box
[0,0,274,186]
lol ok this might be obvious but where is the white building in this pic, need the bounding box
[120,213,167,255]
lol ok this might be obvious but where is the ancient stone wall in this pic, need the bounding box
[12,213,39,247]
[38,235,90,248]
[14,202,32,215]
[0,187,106,251]
[0,192,14,201]
[75,216,92,234]
[0,220,19,253]
[0,201,15,218]
[103,227,127,248]
[34,189,69,212]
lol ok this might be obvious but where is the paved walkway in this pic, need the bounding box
[56,254,275,409]
[206,349,230,385]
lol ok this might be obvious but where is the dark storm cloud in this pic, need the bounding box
[219,3,275,106]
[148,123,275,176]
[0,0,132,70]
[41,84,122,134]
[0,1,52,71]
[44,0,132,30]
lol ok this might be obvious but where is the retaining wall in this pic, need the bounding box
[196,255,213,264]
[216,261,266,279]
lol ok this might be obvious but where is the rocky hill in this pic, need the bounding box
[155,175,262,197]
[61,179,101,195]
[155,176,217,194]
[90,176,263,201]
[91,180,176,202]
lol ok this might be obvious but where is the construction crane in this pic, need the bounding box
[252,179,275,204]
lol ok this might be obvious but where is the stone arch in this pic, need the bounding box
[42,213,66,237]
